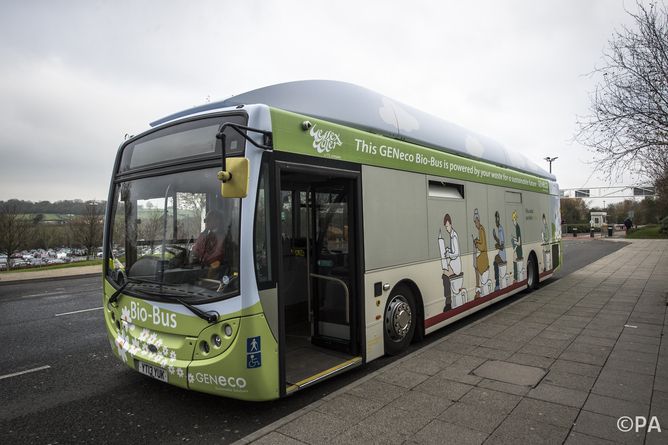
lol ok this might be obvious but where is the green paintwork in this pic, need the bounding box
[187,313,279,401]
[103,279,279,401]
[270,109,550,194]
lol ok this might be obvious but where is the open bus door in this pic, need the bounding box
[276,162,363,395]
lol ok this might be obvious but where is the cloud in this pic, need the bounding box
[0,0,643,201]
[0,51,195,200]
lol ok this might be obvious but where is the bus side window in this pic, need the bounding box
[254,165,272,286]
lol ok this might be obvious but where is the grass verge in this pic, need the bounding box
[626,225,668,239]
[0,259,103,274]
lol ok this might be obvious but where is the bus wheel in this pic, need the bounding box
[384,284,416,355]
[527,253,539,290]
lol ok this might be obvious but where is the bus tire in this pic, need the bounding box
[527,253,539,290]
[383,284,416,356]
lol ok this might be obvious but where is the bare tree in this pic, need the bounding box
[0,202,31,269]
[576,1,668,187]
[69,201,104,260]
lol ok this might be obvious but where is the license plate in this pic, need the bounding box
[136,361,168,383]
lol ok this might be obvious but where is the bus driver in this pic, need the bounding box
[192,209,226,275]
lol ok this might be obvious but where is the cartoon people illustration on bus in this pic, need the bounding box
[541,213,551,272]
[439,213,466,311]
[472,209,491,298]
[492,210,509,291]
[511,210,524,281]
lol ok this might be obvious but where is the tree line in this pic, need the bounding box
[560,197,662,227]
[0,199,105,215]
[0,200,105,267]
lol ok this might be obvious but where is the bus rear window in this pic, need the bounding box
[120,114,247,172]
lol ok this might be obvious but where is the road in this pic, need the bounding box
[0,239,627,444]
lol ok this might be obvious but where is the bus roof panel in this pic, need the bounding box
[151,80,555,181]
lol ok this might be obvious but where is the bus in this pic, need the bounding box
[103,80,561,401]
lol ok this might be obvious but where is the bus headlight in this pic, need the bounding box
[192,318,239,360]
[223,324,233,337]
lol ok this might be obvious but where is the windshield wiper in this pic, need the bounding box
[108,277,219,323]
[129,286,219,324]
[174,297,219,324]
[107,276,170,306]
[141,290,219,323]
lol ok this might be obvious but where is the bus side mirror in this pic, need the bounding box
[218,158,249,198]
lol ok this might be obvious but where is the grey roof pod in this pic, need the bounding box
[151,80,555,181]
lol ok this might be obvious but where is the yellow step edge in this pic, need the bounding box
[286,356,363,393]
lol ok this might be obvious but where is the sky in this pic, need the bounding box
[0,0,649,202]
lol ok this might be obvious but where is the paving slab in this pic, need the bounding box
[542,369,596,392]
[573,410,645,445]
[413,375,474,401]
[358,405,432,439]
[330,422,405,445]
[528,382,589,408]
[486,413,570,444]
[473,360,546,386]
[439,402,507,433]
[276,411,349,444]
[409,419,487,445]
[385,390,452,418]
[375,366,430,389]
[314,393,384,422]
[506,351,555,368]
[511,398,579,429]
[477,378,531,397]
[436,364,483,385]
[582,393,650,419]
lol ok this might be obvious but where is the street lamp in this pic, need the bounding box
[544,156,558,173]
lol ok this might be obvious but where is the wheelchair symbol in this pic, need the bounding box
[247,353,261,368]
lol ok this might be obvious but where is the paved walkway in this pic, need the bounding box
[238,239,668,445]
[0,264,101,283]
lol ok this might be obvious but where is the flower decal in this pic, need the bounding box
[112,324,185,381]
[115,332,129,363]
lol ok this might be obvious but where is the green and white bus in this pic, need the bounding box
[103,80,561,401]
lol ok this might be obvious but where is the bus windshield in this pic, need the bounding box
[107,167,241,301]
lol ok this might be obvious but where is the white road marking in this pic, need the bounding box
[55,307,103,317]
[0,365,51,380]
[22,291,68,298]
